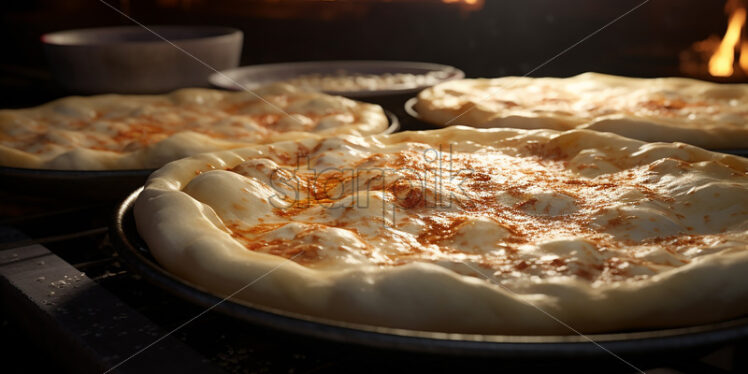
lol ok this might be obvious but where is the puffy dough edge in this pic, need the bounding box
[413,72,748,149]
[135,126,748,334]
[0,87,390,170]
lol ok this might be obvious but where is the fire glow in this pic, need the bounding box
[152,0,485,20]
[710,4,747,77]
[680,0,748,79]
[441,0,481,7]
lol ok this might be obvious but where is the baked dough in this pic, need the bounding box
[414,72,748,149]
[135,126,748,334]
[0,85,388,170]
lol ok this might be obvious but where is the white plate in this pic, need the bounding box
[209,60,464,98]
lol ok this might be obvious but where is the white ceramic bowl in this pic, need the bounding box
[43,25,243,94]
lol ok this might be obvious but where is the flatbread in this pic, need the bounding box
[135,126,748,334]
[0,84,388,170]
[415,73,748,149]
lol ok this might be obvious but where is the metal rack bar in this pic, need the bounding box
[0,232,224,374]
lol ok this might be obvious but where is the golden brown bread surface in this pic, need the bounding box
[415,73,748,149]
[135,126,748,334]
[0,85,388,170]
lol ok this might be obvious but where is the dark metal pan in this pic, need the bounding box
[112,188,748,360]
[720,148,748,158]
[0,167,153,201]
[382,109,400,134]
[403,97,441,130]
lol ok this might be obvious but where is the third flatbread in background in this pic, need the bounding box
[414,72,748,149]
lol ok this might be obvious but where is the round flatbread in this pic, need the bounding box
[135,126,748,334]
[414,73,748,149]
[0,84,388,170]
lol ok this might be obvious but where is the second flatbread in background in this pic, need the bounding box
[0,84,389,170]
[414,72,748,149]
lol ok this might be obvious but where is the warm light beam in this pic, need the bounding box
[709,7,746,77]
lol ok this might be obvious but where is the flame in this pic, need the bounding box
[441,0,482,10]
[709,6,746,77]
[741,40,748,71]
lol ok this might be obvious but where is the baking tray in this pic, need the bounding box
[0,167,153,201]
[0,112,398,201]
[404,97,425,122]
[719,148,748,158]
[112,188,748,360]
[405,97,748,157]
[404,97,441,130]
[209,60,464,98]
[382,109,400,134]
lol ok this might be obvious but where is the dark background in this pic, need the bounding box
[0,0,735,108]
